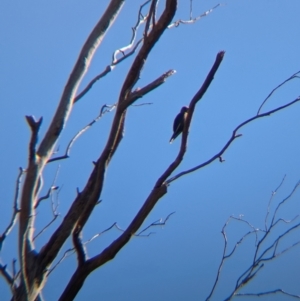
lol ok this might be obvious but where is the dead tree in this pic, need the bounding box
[0,1,299,300]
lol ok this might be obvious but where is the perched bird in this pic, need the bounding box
[169,106,189,144]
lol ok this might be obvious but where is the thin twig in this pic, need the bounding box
[48,104,116,163]
[137,212,175,236]
[34,186,61,240]
[271,180,300,227]
[168,3,222,28]
[35,186,59,209]
[207,179,300,300]
[257,70,300,115]
[236,289,300,299]
[35,165,61,208]
[0,167,24,251]
[265,175,286,230]
[47,248,75,276]
[83,223,117,245]
[48,222,117,275]
[206,216,260,301]
[99,213,175,238]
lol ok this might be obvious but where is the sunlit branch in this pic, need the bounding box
[48,104,116,163]
[168,3,222,28]
[167,96,300,184]
[75,0,151,103]
[257,70,300,115]
[113,0,150,64]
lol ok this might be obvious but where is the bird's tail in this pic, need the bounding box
[169,135,175,144]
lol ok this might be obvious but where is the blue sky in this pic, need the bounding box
[1,1,300,300]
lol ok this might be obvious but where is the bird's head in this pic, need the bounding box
[181,106,189,113]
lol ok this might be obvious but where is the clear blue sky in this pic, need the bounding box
[1,1,300,300]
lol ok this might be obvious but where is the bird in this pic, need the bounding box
[169,106,189,144]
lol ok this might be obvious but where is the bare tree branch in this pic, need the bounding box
[34,217,59,242]
[25,116,43,162]
[48,104,116,163]
[271,180,300,227]
[0,263,13,285]
[144,0,158,37]
[55,49,225,301]
[159,50,225,185]
[126,69,176,106]
[206,179,300,301]
[257,70,300,115]
[47,248,75,277]
[37,0,125,158]
[0,168,24,251]
[110,212,175,237]
[55,3,180,300]
[0,262,15,294]
[236,289,300,299]
[167,96,300,184]
[137,211,175,236]
[265,174,286,230]
[15,2,126,300]
[36,6,179,300]
[34,186,59,209]
[168,3,222,28]
[205,216,259,301]
[75,1,221,105]
[47,222,117,276]
[75,1,152,103]
[112,0,151,64]
[72,228,87,267]
[34,186,61,241]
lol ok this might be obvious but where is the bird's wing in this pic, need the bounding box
[173,113,182,132]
